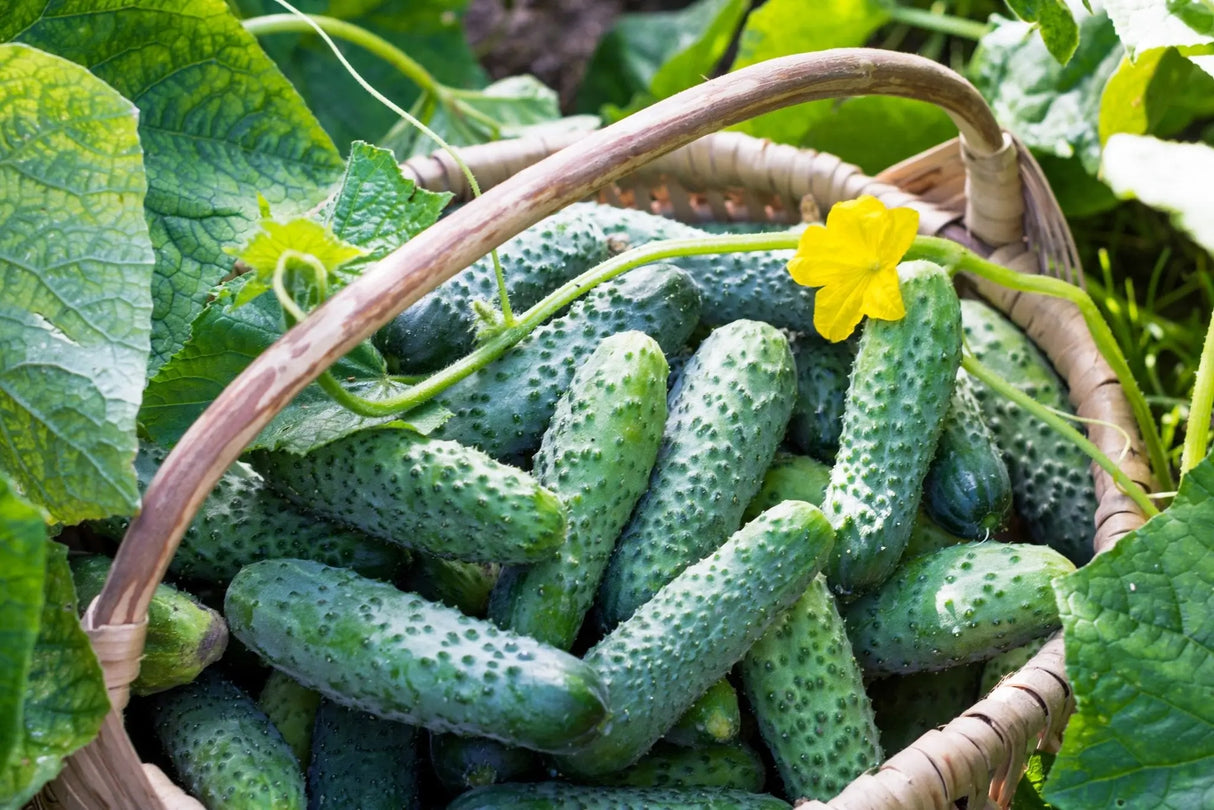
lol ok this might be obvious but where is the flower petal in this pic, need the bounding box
[812,271,870,342]
[862,264,906,322]
[875,206,920,269]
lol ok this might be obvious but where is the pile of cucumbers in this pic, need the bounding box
[87,202,1097,810]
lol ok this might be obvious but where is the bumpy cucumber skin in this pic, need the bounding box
[842,542,1076,677]
[898,510,966,563]
[823,261,962,598]
[90,445,405,584]
[432,263,701,465]
[149,671,305,810]
[588,741,767,792]
[307,699,420,810]
[596,319,797,630]
[490,332,668,649]
[429,733,537,793]
[786,333,855,462]
[740,574,881,803]
[377,209,609,374]
[556,501,835,778]
[248,428,566,565]
[922,372,1013,539]
[259,669,321,766]
[866,662,983,754]
[224,559,608,755]
[960,298,1099,564]
[447,782,792,810]
[70,555,227,696]
[742,452,831,523]
[663,678,742,748]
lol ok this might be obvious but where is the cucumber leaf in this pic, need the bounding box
[0,540,109,810]
[3,0,346,375]
[0,43,152,523]
[1102,0,1214,75]
[1099,47,1214,143]
[1004,0,1081,64]
[1046,456,1214,809]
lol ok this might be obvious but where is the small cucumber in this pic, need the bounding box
[248,427,567,565]
[922,371,1013,539]
[148,671,304,809]
[70,554,227,696]
[588,740,767,792]
[259,669,321,766]
[786,332,855,462]
[399,554,500,618]
[489,331,668,649]
[429,733,538,793]
[555,501,835,778]
[432,262,701,465]
[376,208,609,374]
[741,452,831,523]
[307,699,420,810]
[596,319,797,630]
[960,298,1100,564]
[224,559,608,754]
[866,662,983,754]
[447,783,792,810]
[823,260,962,598]
[842,542,1076,677]
[740,574,881,803]
[663,678,742,748]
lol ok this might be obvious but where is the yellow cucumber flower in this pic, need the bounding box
[787,195,919,342]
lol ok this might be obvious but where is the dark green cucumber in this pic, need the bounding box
[447,783,791,810]
[786,332,855,462]
[588,741,766,792]
[922,371,1013,539]
[596,319,797,630]
[842,542,1076,677]
[960,298,1099,564]
[432,262,701,464]
[70,554,227,696]
[741,452,831,523]
[429,733,538,793]
[867,662,983,754]
[555,501,835,778]
[489,331,668,649]
[377,208,609,373]
[148,671,304,809]
[740,574,881,803]
[823,261,962,598]
[248,427,567,564]
[663,678,742,748]
[224,559,608,754]
[307,699,420,810]
[399,554,500,618]
[977,636,1049,696]
[259,669,321,766]
[90,445,405,584]
[899,510,967,562]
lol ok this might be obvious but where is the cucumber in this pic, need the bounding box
[588,740,766,792]
[960,298,1100,564]
[248,427,567,564]
[307,699,420,810]
[432,262,701,465]
[786,332,855,462]
[596,319,797,630]
[224,559,609,754]
[447,783,792,810]
[489,331,669,649]
[842,542,1076,677]
[739,574,881,803]
[70,554,227,696]
[867,662,983,754]
[899,510,967,562]
[90,445,406,584]
[399,554,499,618]
[741,452,831,523]
[148,671,305,810]
[429,733,538,793]
[376,208,609,374]
[555,501,835,778]
[977,636,1049,696]
[663,678,742,748]
[823,260,962,598]
[259,669,321,766]
[922,371,1013,539]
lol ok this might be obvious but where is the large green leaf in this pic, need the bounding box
[1099,46,1214,143]
[1045,457,1214,810]
[1100,134,1214,256]
[1005,0,1080,64]
[1103,0,1214,69]
[0,43,152,523]
[0,541,109,810]
[0,476,47,777]
[4,0,346,375]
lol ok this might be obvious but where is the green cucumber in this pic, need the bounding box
[978,636,1049,696]
[489,331,669,649]
[429,733,538,793]
[663,679,742,748]
[555,501,835,778]
[741,452,831,523]
[248,427,567,564]
[867,662,983,754]
[899,510,967,562]
[376,208,609,374]
[259,669,321,766]
[596,319,797,630]
[922,371,1013,539]
[447,783,792,810]
[786,332,855,462]
[588,740,767,792]
[90,445,405,584]
[307,699,420,810]
[148,671,304,809]
[740,573,881,803]
[960,298,1100,564]
[70,554,227,696]
[823,260,962,598]
[224,559,609,754]
[399,554,500,618]
[432,262,701,465]
[842,542,1076,677]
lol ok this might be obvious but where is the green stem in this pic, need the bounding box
[907,236,1175,492]
[883,4,991,41]
[1180,313,1214,475]
[962,355,1160,519]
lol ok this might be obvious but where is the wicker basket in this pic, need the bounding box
[45,48,1153,810]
